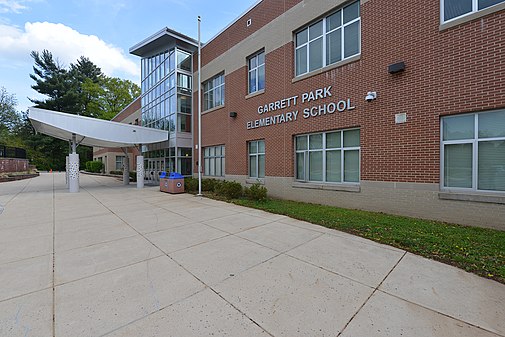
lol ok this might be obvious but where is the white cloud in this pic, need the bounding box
[0,0,29,13]
[0,21,139,79]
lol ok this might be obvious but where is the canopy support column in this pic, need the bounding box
[122,148,130,185]
[68,133,79,193]
[136,156,144,188]
[136,144,144,189]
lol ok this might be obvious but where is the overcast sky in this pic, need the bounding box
[0,0,258,112]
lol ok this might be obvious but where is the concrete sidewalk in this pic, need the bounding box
[0,173,503,337]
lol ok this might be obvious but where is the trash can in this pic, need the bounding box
[159,171,169,192]
[160,172,185,194]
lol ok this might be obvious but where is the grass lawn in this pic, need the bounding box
[232,198,505,284]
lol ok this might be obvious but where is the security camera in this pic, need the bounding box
[365,91,377,102]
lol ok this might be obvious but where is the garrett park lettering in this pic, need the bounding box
[247,86,355,130]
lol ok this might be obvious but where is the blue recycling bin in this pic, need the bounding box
[160,172,184,194]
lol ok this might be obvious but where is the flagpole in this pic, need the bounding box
[197,16,202,196]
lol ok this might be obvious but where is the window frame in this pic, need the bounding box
[115,155,126,171]
[248,140,265,179]
[295,129,361,184]
[441,0,505,23]
[248,50,265,94]
[440,110,505,193]
[204,145,225,177]
[294,1,361,77]
[203,73,225,111]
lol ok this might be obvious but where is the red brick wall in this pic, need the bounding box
[201,0,302,67]
[113,97,141,122]
[0,159,29,173]
[195,0,505,183]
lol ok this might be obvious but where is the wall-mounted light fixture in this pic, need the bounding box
[229,111,237,118]
[388,62,405,74]
[365,91,377,102]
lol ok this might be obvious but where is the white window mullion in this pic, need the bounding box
[322,19,327,67]
[341,131,345,182]
[441,0,445,24]
[322,133,327,182]
[473,114,479,190]
[440,117,445,189]
[305,150,309,182]
[341,10,345,61]
[306,40,310,75]
[358,17,362,55]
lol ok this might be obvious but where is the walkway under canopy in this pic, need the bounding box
[28,107,168,192]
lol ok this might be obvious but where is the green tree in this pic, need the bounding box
[70,56,105,118]
[99,77,140,120]
[29,50,78,113]
[0,87,21,133]
[27,50,141,170]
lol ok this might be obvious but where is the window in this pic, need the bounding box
[204,145,225,177]
[115,156,125,170]
[442,0,505,22]
[441,110,505,192]
[177,148,192,176]
[249,140,265,178]
[295,1,360,76]
[248,51,265,94]
[177,50,192,72]
[203,73,225,111]
[296,129,360,183]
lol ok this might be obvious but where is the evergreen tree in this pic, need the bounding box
[70,56,105,117]
[29,50,78,113]
[27,50,141,170]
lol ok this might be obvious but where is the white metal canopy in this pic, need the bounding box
[28,107,168,147]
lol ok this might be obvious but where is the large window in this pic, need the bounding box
[115,155,125,170]
[441,110,505,192]
[177,148,193,176]
[442,0,505,22]
[203,73,225,111]
[249,140,265,179]
[204,145,225,177]
[141,47,192,133]
[248,51,265,94]
[295,1,360,76]
[296,129,360,183]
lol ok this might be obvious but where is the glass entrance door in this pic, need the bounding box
[145,158,165,184]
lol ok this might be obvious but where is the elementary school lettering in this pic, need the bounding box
[247,86,355,130]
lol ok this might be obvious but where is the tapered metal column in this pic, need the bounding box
[68,133,79,193]
[136,155,144,188]
[122,148,129,185]
[65,156,69,187]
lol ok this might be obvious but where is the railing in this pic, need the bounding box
[0,145,26,159]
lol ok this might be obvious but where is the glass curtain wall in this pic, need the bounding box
[140,47,193,177]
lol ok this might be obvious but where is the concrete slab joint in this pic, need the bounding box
[1,173,503,337]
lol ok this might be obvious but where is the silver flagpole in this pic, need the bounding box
[197,16,202,196]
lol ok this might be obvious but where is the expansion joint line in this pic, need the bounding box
[2,175,32,208]
[82,186,277,337]
[337,251,407,337]
[52,173,56,337]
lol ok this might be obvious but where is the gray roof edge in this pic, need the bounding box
[130,27,199,55]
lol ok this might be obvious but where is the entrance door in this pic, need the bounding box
[145,158,165,184]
